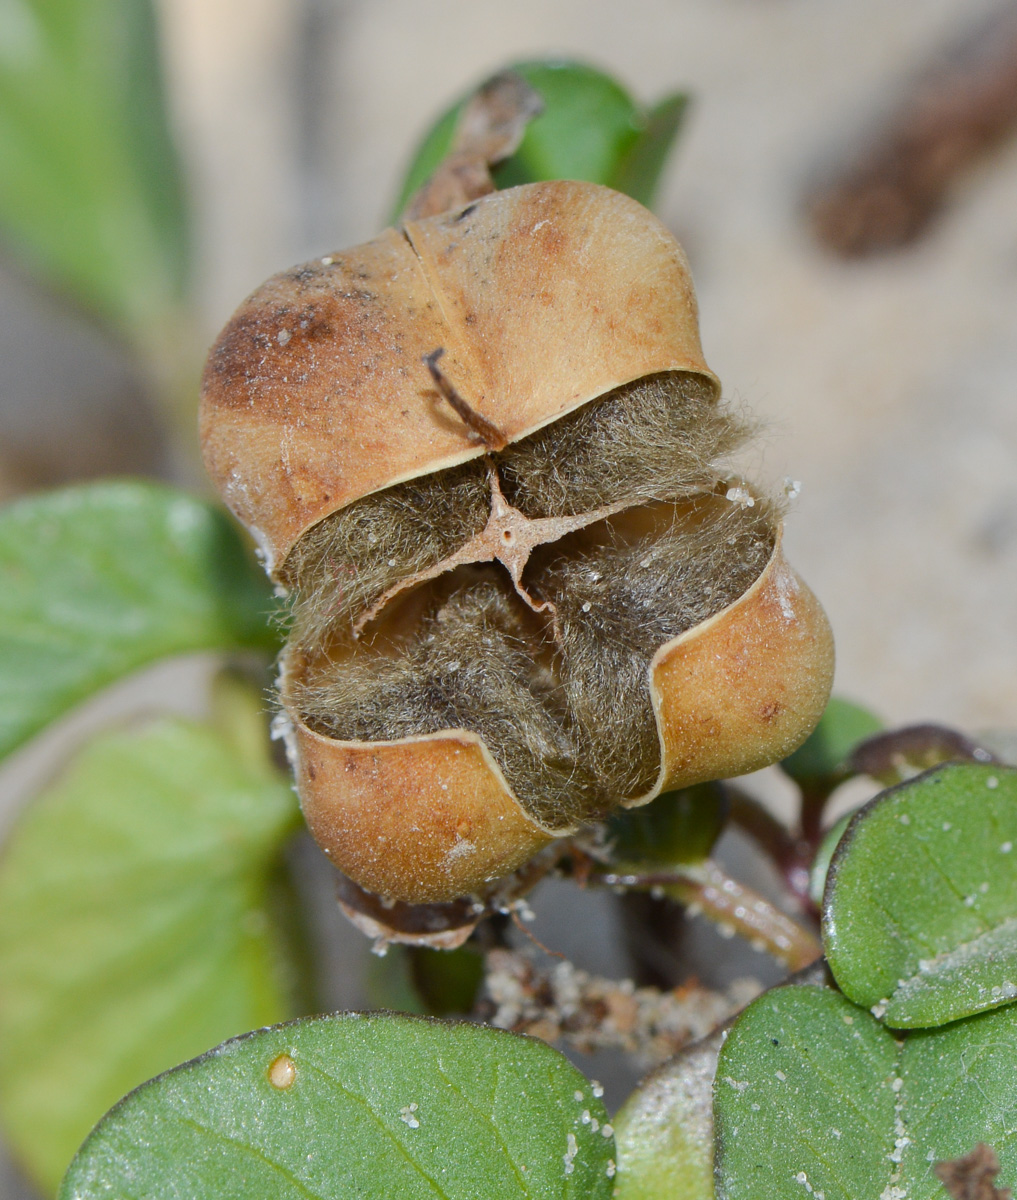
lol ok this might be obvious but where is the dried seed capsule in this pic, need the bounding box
[201,180,834,904]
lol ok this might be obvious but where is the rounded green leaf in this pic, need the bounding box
[0,717,300,1194]
[0,482,275,761]
[824,764,1017,1028]
[715,984,1017,1199]
[781,696,883,792]
[613,1033,719,1200]
[394,61,685,217]
[60,1013,616,1199]
[715,986,897,1199]
[0,0,189,335]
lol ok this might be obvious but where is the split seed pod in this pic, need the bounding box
[201,180,834,904]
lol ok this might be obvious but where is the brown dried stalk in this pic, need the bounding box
[847,722,998,784]
[807,4,1017,255]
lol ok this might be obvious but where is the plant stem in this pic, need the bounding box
[724,784,798,865]
[596,860,822,972]
[724,783,816,906]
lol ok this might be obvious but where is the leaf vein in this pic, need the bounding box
[173,1115,325,1199]
[300,1060,451,1199]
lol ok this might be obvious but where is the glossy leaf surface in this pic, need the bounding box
[824,764,1017,1027]
[714,985,1017,1199]
[0,482,275,761]
[0,718,300,1194]
[61,1013,616,1199]
[0,0,189,333]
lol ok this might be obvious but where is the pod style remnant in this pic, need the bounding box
[201,181,834,904]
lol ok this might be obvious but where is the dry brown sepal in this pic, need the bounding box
[935,1144,1013,1200]
[334,872,481,951]
[403,70,544,221]
[201,179,834,905]
[333,843,564,952]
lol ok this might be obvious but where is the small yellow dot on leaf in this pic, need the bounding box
[268,1053,297,1090]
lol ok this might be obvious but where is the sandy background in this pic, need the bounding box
[1,0,1016,1193]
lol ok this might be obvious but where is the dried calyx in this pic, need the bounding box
[284,370,775,829]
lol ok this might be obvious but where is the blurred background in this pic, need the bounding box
[1,0,1016,1193]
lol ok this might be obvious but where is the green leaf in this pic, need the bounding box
[824,763,1017,1028]
[491,62,642,189]
[781,696,883,792]
[394,60,685,218]
[0,482,276,762]
[714,984,1017,1199]
[0,717,300,1195]
[0,0,189,336]
[60,1013,616,1199]
[608,783,726,868]
[608,92,689,208]
[613,1033,719,1200]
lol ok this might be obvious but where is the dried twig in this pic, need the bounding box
[807,4,1017,255]
[481,947,761,1065]
[848,722,998,784]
